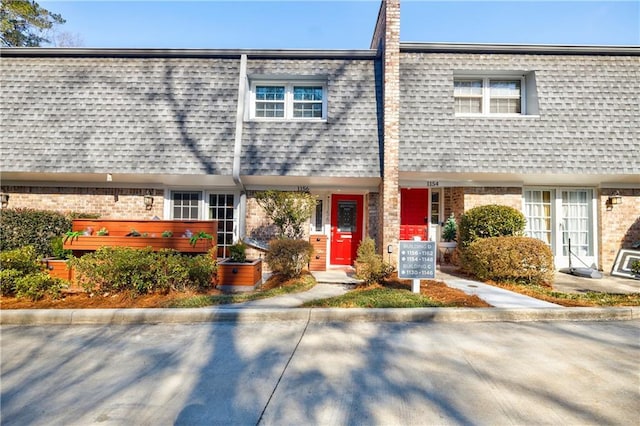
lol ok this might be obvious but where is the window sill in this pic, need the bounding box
[248,118,328,123]
[455,114,541,119]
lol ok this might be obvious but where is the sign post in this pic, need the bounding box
[398,238,436,293]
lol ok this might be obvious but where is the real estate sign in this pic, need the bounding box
[398,240,436,280]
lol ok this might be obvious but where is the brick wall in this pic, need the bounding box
[367,192,380,248]
[599,188,640,272]
[464,187,523,211]
[444,187,465,222]
[1,186,164,219]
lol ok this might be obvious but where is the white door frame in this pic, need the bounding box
[524,187,598,269]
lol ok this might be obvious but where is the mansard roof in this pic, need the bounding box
[0,48,381,182]
[399,45,640,181]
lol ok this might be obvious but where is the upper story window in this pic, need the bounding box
[251,82,327,120]
[454,77,525,116]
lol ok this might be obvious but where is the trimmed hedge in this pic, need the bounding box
[458,204,526,249]
[0,246,65,299]
[0,208,72,257]
[464,236,554,285]
[69,247,217,296]
[265,239,314,279]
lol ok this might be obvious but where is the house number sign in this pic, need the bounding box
[398,240,436,280]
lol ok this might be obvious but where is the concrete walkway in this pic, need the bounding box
[234,268,561,309]
[434,270,562,308]
[221,283,353,309]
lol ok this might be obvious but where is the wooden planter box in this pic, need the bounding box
[63,219,217,254]
[41,258,82,291]
[42,258,72,281]
[217,259,263,292]
[63,236,214,253]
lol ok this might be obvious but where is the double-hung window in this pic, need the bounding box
[252,82,326,120]
[454,77,524,115]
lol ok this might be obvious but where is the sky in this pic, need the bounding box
[41,0,640,49]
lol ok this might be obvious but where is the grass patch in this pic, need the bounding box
[490,281,640,307]
[304,284,452,308]
[164,273,316,308]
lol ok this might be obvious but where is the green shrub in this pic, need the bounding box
[464,236,554,285]
[0,208,72,257]
[459,205,526,249]
[186,251,218,291]
[228,241,247,263]
[0,246,43,275]
[14,273,65,301]
[0,269,23,296]
[355,237,394,285]
[265,239,314,279]
[0,246,65,299]
[255,190,316,239]
[69,247,216,296]
[50,237,73,260]
[631,260,640,276]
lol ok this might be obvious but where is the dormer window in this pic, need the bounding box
[250,81,327,120]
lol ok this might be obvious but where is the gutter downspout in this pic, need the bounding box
[233,54,248,240]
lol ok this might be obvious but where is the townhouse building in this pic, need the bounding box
[1,0,638,272]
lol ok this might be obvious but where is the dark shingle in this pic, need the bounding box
[1,56,239,176]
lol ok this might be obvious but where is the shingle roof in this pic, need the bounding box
[241,58,382,178]
[1,55,240,176]
[400,52,640,176]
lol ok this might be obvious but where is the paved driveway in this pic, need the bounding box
[2,320,639,425]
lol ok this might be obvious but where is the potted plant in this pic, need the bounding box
[217,240,263,292]
[438,214,457,263]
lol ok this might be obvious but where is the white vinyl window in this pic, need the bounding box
[172,191,201,220]
[251,82,326,120]
[455,77,524,115]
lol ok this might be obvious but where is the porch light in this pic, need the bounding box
[144,191,154,210]
[609,191,622,205]
[606,191,622,211]
[0,193,9,208]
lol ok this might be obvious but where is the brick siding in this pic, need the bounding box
[1,186,164,219]
[599,189,640,272]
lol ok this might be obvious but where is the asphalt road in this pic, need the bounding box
[2,320,639,425]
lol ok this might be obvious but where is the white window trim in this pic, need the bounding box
[522,187,598,269]
[250,81,327,121]
[454,76,526,117]
[164,189,240,233]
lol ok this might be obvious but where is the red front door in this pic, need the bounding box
[330,194,364,265]
[400,188,429,240]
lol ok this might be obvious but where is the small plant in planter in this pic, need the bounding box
[96,227,109,236]
[63,230,83,242]
[228,241,247,263]
[126,228,142,237]
[189,231,214,247]
[438,214,458,264]
[441,214,458,243]
[161,230,173,238]
[217,241,262,291]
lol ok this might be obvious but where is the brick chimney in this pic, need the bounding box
[371,0,401,261]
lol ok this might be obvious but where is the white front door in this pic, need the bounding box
[524,188,597,269]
